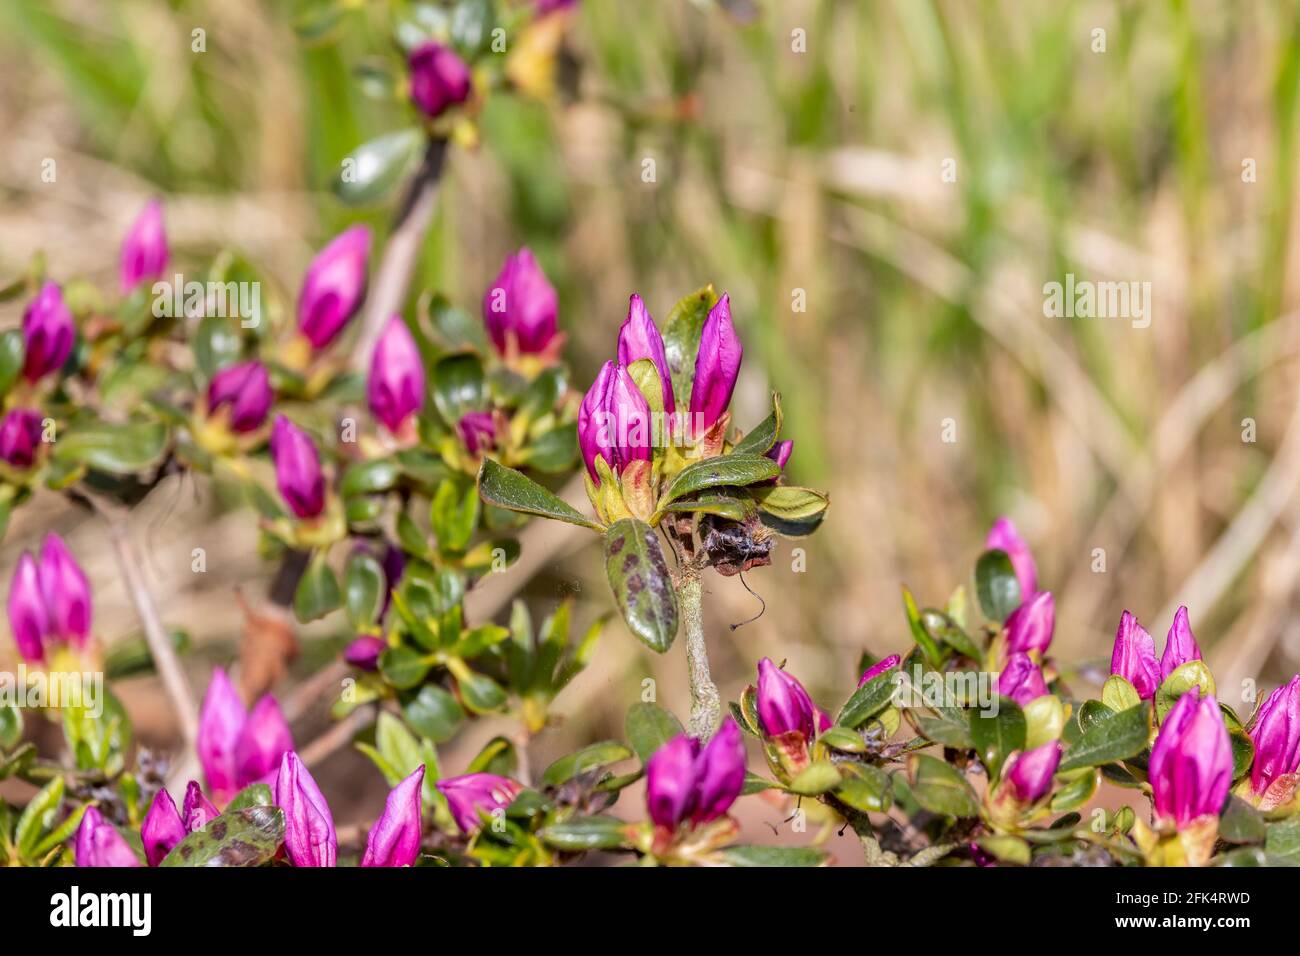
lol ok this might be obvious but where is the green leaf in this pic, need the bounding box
[1265,817,1300,865]
[343,552,386,629]
[15,777,63,858]
[902,586,943,666]
[0,329,24,397]
[1101,675,1141,712]
[0,702,22,750]
[334,128,424,205]
[746,485,829,523]
[541,741,634,787]
[975,549,1022,623]
[226,783,274,811]
[1229,730,1255,781]
[661,285,719,409]
[341,459,401,497]
[375,712,424,779]
[431,476,480,555]
[160,806,285,867]
[379,645,432,689]
[1155,661,1217,722]
[539,816,632,851]
[625,703,684,763]
[655,455,780,514]
[909,753,979,818]
[832,765,892,812]
[818,725,867,753]
[1048,768,1098,812]
[970,698,1026,779]
[714,844,828,867]
[1219,796,1266,845]
[403,684,464,743]
[836,668,899,728]
[1057,703,1150,772]
[54,421,168,475]
[477,458,603,530]
[294,553,341,622]
[787,761,843,796]
[658,495,755,522]
[909,707,974,749]
[977,834,1031,865]
[448,660,507,714]
[603,519,679,652]
[732,393,783,456]
[467,736,517,777]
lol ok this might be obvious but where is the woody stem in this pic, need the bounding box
[678,566,719,740]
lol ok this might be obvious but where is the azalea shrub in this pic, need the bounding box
[3,0,1300,872]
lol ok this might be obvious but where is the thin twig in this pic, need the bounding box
[93,497,200,748]
[301,706,376,769]
[350,137,449,373]
[678,565,720,740]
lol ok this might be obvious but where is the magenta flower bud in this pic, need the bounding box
[985,517,1037,598]
[456,411,496,457]
[0,408,44,469]
[766,439,793,471]
[645,735,699,829]
[608,364,653,468]
[368,316,425,433]
[276,751,337,867]
[437,772,523,835]
[1149,689,1232,826]
[39,533,92,647]
[235,695,293,788]
[270,415,326,519]
[1110,610,1159,699]
[1248,675,1300,797]
[119,199,169,294]
[7,553,47,663]
[363,765,426,866]
[858,654,901,687]
[298,225,371,349]
[997,652,1049,706]
[578,361,617,482]
[690,717,746,823]
[344,634,386,671]
[408,41,472,118]
[756,657,820,739]
[197,667,245,798]
[182,780,220,832]
[1003,740,1062,805]
[482,248,558,355]
[1004,590,1054,654]
[207,361,272,433]
[141,788,185,866]
[75,806,141,868]
[688,294,742,435]
[1160,605,1202,681]
[617,295,675,415]
[21,281,74,382]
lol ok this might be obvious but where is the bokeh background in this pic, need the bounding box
[4,0,1300,854]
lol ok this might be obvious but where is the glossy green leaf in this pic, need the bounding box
[160,806,285,867]
[661,285,719,409]
[15,777,63,859]
[1155,661,1217,722]
[379,645,432,689]
[53,421,168,475]
[909,753,979,818]
[603,519,679,653]
[625,703,684,763]
[0,329,24,397]
[731,392,783,456]
[787,760,843,796]
[343,551,386,629]
[431,476,480,555]
[294,552,341,622]
[341,459,401,497]
[836,667,899,728]
[715,845,828,867]
[909,707,974,748]
[975,549,1021,623]
[334,128,424,205]
[1220,795,1266,845]
[655,455,780,514]
[477,458,603,530]
[1057,703,1150,772]
[403,684,464,743]
[970,698,1026,779]
[226,783,274,811]
[539,816,632,851]
[541,741,634,787]
[430,351,486,425]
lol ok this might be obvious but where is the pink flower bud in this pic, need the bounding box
[985,517,1037,598]
[687,294,741,435]
[120,199,169,294]
[21,281,74,382]
[409,42,472,118]
[298,226,371,349]
[270,415,326,519]
[1247,675,1300,797]
[363,765,426,866]
[275,751,337,867]
[997,652,1048,706]
[756,657,820,739]
[75,806,141,867]
[368,316,425,433]
[182,781,220,833]
[7,552,47,662]
[436,772,522,835]
[1110,610,1159,699]
[141,788,185,866]
[1149,689,1232,826]
[1003,740,1062,805]
[1005,590,1054,654]
[858,654,901,687]
[0,408,44,469]
[207,361,272,433]
[1159,605,1202,681]
[617,294,674,415]
[482,248,558,355]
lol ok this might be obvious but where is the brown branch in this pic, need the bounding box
[301,706,375,769]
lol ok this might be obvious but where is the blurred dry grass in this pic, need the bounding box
[4,0,1300,843]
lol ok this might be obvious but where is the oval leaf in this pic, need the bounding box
[603,519,678,653]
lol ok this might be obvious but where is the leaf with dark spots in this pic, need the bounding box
[160,806,285,867]
[603,519,678,653]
